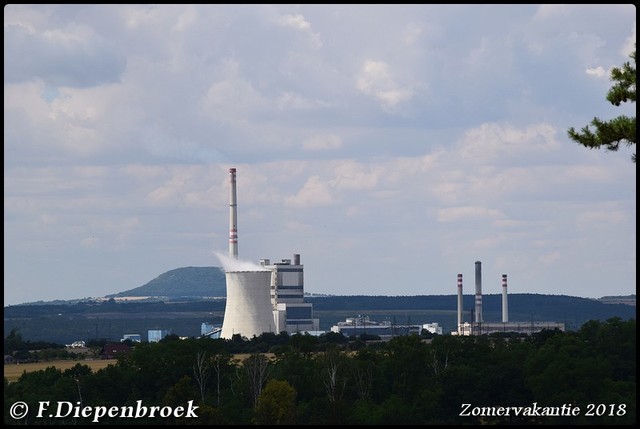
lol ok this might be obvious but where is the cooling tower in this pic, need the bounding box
[474,261,483,323]
[220,270,275,339]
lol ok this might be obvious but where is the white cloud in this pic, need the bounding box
[533,4,572,20]
[458,123,560,162]
[278,13,322,48]
[81,236,100,247]
[145,166,221,208]
[200,76,266,124]
[576,207,628,231]
[4,18,126,87]
[538,250,563,266]
[330,160,381,191]
[303,134,342,151]
[356,59,413,111]
[276,92,314,110]
[621,23,636,57]
[585,66,607,78]
[285,175,333,207]
[173,5,197,32]
[437,206,505,223]
[3,5,636,305]
[402,22,422,45]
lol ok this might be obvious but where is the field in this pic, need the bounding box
[3,355,271,383]
[4,359,117,382]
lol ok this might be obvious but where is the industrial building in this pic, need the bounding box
[456,321,565,336]
[216,168,565,340]
[201,322,216,335]
[423,322,443,335]
[121,333,141,343]
[330,316,421,339]
[148,329,171,343]
[219,168,319,339]
[453,261,565,335]
[261,254,320,334]
[329,317,443,339]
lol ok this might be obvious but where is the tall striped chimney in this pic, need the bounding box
[502,274,509,323]
[228,168,238,259]
[474,261,483,323]
[457,273,463,328]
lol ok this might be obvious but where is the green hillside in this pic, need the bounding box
[6,266,634,345]
[5,293,636,345]
[108,266,226,298]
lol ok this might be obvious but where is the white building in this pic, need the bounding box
[148,329,171,343]
[121,333,141,343]
[261,254,320,335]
[331,315,421,340]
[220,169,319,339]
[453,321,565,336]
[423,322,443,335]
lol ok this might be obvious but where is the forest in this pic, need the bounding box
[4,317,635,425]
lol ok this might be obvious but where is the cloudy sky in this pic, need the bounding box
[4,4,636,305]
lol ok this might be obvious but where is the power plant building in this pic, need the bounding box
[454,262,565,336]
[457,320,565,336]
[148,329,171,343]
[330,316,421,339]
[261,254,320,334]
[219,167,319,339]
[220,255,319,339]
[121,334,141,343]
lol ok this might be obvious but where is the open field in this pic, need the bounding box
[4,359,118,382]
[3,355,271,382]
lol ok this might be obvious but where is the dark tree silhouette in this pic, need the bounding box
[568,47,636,162]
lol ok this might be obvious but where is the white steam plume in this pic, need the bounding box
[214,251,269,272]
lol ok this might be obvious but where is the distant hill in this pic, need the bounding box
[598,294,636,306]
[306,294,637,323]
[4,293,636,345]
[108,266,226,298]
[106,266,636,310]
[5,265,636,344]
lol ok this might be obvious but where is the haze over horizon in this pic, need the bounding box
[4,5,636,305]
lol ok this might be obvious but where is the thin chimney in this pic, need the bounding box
[457,273,463,328]
[474,261,483,323]
[502,274,509,323]
[228,168,238,259]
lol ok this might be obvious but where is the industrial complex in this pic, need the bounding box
[215,167,564,341]
[453,261,565,335]
[219,168,319,340]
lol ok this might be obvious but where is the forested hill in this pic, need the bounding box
[4,293,635,345]
[108,266,226,298]
[305,294,636,323]
[104,266,637,309]
[6,266,634,344]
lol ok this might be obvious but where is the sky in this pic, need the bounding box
[4,4,636,305]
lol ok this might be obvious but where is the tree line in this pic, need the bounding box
[4,317,635,425]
